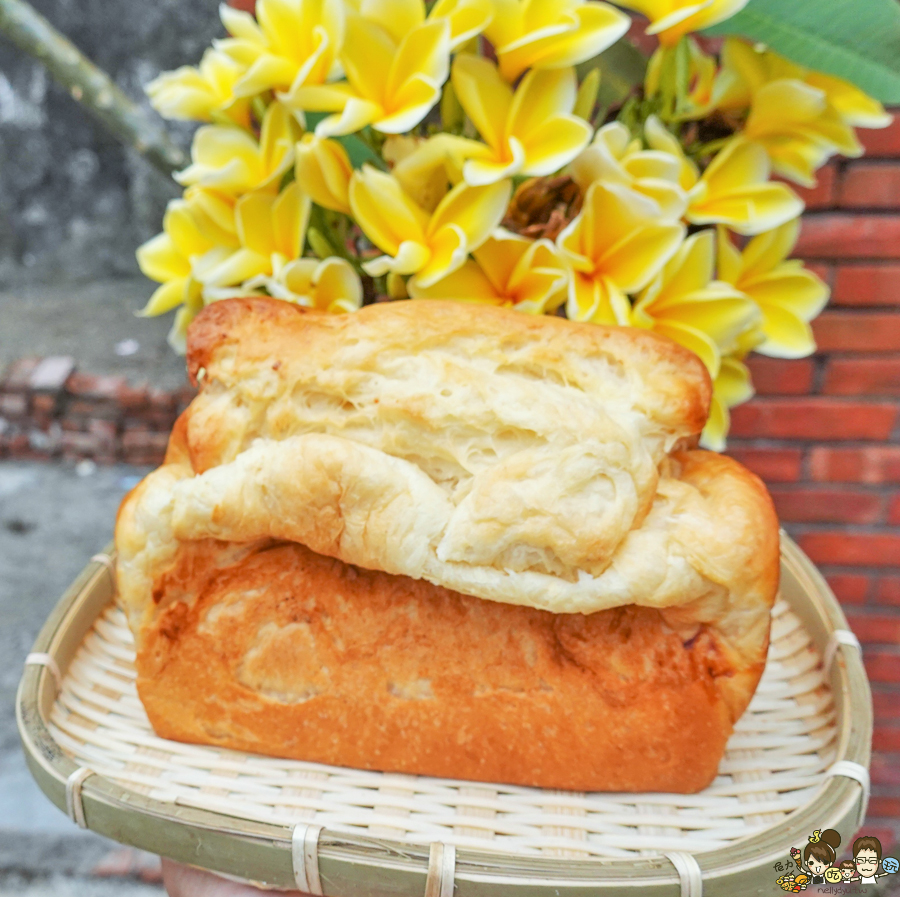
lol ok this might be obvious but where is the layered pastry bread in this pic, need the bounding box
[115,297,780,793]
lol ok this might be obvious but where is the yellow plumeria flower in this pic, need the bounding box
[645,37,716,119]
[409,229,569,313]
[713,39,890,186]
[349,165,511,288]
[345,0,492,48]
[146,47,251,126]
[616,0,748,46]
[246,256,363,313]
[718,220,830,359]
[136,195,240,354]
[568,121,687,220]
[451,55,592,186]
[181,186,241,246]
[194,181,312,290]
[645,118,803,236]
[175,102,302,195]
[216,0,344,98]
[283,14,450,136]
[559,182,685,324]
[387,134,473,211]
[136,198,219,318]
[484,0,629,82]
[703,354,754,451]
[805,70,894,130]
[295,134,353,214]
[631,230,759,378]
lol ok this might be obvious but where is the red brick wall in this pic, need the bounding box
[727,117,900,839]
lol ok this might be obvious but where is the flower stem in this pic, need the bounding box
[0,0,186,177]
[309,204,367,277]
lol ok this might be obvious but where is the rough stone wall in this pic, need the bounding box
[0,0,222,284]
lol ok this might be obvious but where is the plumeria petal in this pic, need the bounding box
[373,239,431,275]
[350,166,430,256]
[463,141,526,186]
[508,66,577,142]
[712,39,885,187]
[428,178,512,250]
[198,246,271,287]
[454,58,588,184]
[295,134,353,214]
[295,14,450,136]
[136,233,190,283]
[224,0,344,97]
[378,73,444,133]
[630,229,759,381]
[316,96,383,137]
[409,258,499,301]
[687,138,803,235]
[415,223,469,286]
[601,221,686,293]
[567,272,631,325]
[518,114,591,176]
[415,230,569,311]
[452,54,513,153]
[139,278,190,317]
[234,55,299,97]
[739,217,800,279]
[618,0,748,46]
[758,306,817,358]
[430,0,493,46]
[388,19,450,99]
[218,3,263,44]
[356,0,425,45]
[717,222,830,360]
[569,121,688,221]
[748,270,829,319]
[806,71,892,129]
[176,103,299,194]
[146,48,250,126]
[653,320,722,377]
[487,0,629,82]
[257,256,363,312]
[390,134,482,210]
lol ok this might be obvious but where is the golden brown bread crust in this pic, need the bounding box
[138,538,734,793]
[114,297,781,792]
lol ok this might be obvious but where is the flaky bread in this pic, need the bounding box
[116,298,780,790]
[117,298,778,722]
[136,537,737,793]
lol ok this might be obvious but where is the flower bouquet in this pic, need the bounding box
[138,0,893,448]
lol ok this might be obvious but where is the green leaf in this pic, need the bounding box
[338,134,381,169]
[703,0,900,103]
[577,39,648,118]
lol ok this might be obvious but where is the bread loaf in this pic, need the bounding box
[115,297,780,792]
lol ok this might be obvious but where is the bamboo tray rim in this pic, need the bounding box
[16,533,873,895]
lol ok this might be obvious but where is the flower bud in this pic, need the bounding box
[295,134,353,214]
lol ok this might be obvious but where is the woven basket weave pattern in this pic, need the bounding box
[46,596,837,860]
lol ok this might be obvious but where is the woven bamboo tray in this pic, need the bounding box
[18,533,871,896]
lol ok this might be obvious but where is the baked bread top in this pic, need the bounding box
[116,297,779,716]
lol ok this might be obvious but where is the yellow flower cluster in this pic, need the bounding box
[138,0,889,446]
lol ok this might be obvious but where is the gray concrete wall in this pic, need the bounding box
[0,0,223,285]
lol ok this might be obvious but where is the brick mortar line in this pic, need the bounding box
[0,356,193,465]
